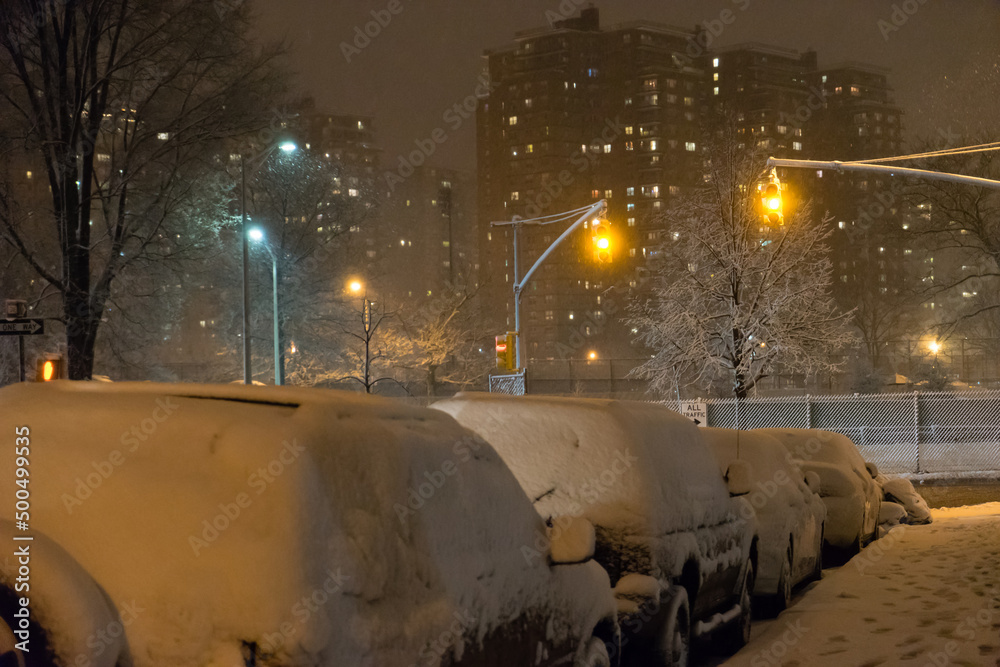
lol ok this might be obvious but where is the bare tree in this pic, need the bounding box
[0,0,282,378]
[627,124,855,399]
[333,296,412,394]
[903,142,1000,334]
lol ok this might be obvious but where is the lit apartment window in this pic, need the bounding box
[591,189,600,199]
[25,171,32,180]
[714,87,719,96]
[629,248,636,257]
[624,97,632,106]
[509,116,518,126]
[835,86,843,94]
[526,144,534,153]
[157,132,170,141]
[713,58,720,67]
[545,310,554,321]
[511,191,520,201]
[603,144,612,153]
[777,125,788,135]
[904,249,912,255]
[625,141,634,151]
[851,86,860,96]
[627,203,635,211]
[684,97,694,106]
[627,217,636,227]
[685,142,696,152]
[649,140,658,151]
[669,186,680,196]
[604,190,613,199]
[627,187,635,196]
[838,221,846,229]
[625,126,634,135]
[349,188,359,197]
[524,98,533,108]
[643,77,657,90]
[792,142,803,151]
[713,73,719,81]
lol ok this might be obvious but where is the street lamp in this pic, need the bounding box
[249,227,284,386]
[240,140,297,384]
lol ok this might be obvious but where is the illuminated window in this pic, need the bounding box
[713,58,719,67]
[685,142,696,152]
[509,116,518,126]
[643,78,657,90]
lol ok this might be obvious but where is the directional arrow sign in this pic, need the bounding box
[0,319,44,336]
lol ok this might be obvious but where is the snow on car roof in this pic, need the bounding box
[432,392,733,538]
[756,428,871,482]
[0,382,585,666]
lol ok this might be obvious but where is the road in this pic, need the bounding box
[713,502,1000,667]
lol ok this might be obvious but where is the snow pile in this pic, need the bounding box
[0,382,614,667]
[881,478,933,525]
[700,429,825,596]
[432,393,745,578]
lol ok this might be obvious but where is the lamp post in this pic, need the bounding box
[249,227,284,386]
[240,141,297,384]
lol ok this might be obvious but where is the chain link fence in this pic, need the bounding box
[667,391,1000,474]
[489,371,526,396]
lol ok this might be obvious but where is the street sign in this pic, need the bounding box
[680,401,708,427]
[0,319,44,336]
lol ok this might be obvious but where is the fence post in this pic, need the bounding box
[913,391,922,473]
[805,394,812,429]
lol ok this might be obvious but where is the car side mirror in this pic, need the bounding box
[726,460,753,497]
[805,471,821,494]
[865,462,879,479]
[549,516,596,565]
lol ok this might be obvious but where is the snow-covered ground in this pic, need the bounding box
[720,502,1000,666]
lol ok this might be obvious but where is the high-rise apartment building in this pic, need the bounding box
[478,9,914,374]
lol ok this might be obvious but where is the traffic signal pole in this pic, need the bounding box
[766,158,1000,191]
[492,200,608,372]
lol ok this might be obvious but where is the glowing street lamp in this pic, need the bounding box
[249,227,284,386]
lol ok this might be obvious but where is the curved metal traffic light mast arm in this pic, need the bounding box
[491,199,609,369]
[766,157,1000,191]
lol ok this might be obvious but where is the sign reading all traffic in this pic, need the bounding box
[680,401,708,427]
[0,319,44,336]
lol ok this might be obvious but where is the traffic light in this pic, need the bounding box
[592,219,613,263]
[36,355,64,382]
[495,333,516,371]
[759,171,784,226]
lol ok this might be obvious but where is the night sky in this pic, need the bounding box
[253,1,1000,173]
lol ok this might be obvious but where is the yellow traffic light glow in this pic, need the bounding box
[42,360,55,381]
[759,175,784,226]
[591,219,613,263]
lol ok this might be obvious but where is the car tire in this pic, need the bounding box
[719,558,753,654]
[766,544,793,618]
[579,636,612,667]
[655,585,690,667]
[809,526,824,582]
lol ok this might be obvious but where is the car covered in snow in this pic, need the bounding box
[0,382,618,667]
[756,428,882,555]
[432,393,758,665]
[877,477,933,525]
[701,429,826,615]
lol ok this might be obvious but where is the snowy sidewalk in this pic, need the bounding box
[723,503,1000,667]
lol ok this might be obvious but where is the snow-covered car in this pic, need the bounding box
[0,382,618,667]
[756,428,882,555]
[701,429,826,615]
[432,393,758,665]
[879,477,933,525]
